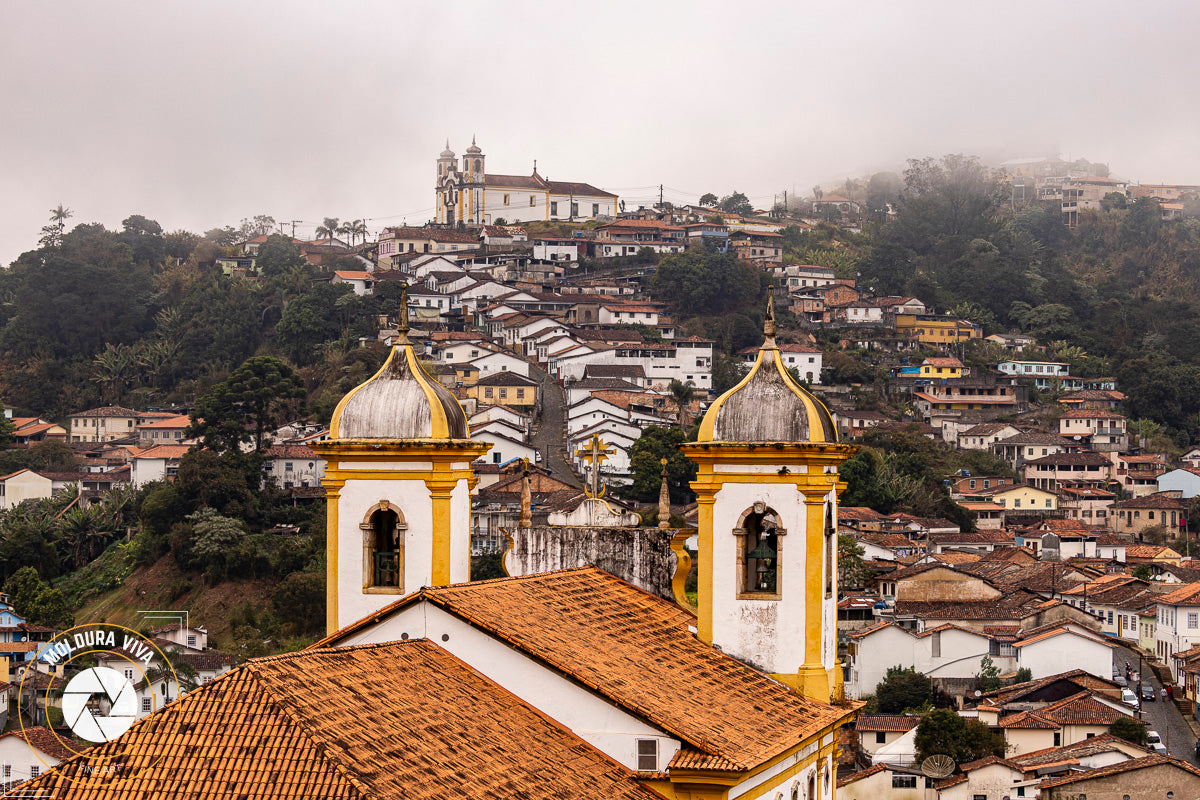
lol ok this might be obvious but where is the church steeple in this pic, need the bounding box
[680,289,854,703]
[311,293,491,634]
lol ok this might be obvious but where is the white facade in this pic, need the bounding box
[708,481,837,679]
[473,432,536,466]
[997,361,1070,377]
[532,241,581,262]
[0,733,63,784]
[1155,600,1200,672]
[846,625,1009,700]
[1014,629,1113,679]
[0,470,53,510]
[1158,468,1200,499]
[470,351,532,379]
[332,469,472,630]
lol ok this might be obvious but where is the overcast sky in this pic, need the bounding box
[3,0,1198,266]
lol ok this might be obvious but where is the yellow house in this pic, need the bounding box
[895,314,981,344]
[454,363,480,387]
[466,372,539,410]
[987,484,1059,514]
[919,357,965,379]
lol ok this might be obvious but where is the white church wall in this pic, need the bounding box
[333,471,472,630]
[338,602,681,773]
[709,480,815,677]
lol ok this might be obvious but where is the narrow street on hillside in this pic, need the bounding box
[526,359,582,488]
[1113,645,1198,761]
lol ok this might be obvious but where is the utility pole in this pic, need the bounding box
[291,220,301,238]
[659,184,664,209]
[784,190,788,211]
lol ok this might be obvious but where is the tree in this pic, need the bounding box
[0,415,14,448]
[1012,668,1032,685]
[977,655,1002,692]
[1131,563,1153,580]
[668,379,696,429]
[1101,191,1128,211]
[838,535,871,590]
[652,250,759,316]
[915,708,1007,764]
[2,566,72,628]
[188,356,305,453]
[315,217,340,243]
[875,666,952,714]
[698,193,718,207]
[272,571,325,636]
[38,204,73,248]
[719,192,753,216]
[1108,716,1148,746]
[255,234,307,278]
[626,426,697,504]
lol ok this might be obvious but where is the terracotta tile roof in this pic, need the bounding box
[1155,581,1200,606]
[922,357,964,368]
[0,726,75,761]
[839,507,886,522]
[837,763,887,787]
[1113,492,1188,510]
[135,444,192,459]
[69,406,141,418]
[263,444,320,459]
[25,639,660,800]
[1059,409,1125,419]
[854,714,919,732]
[319,567,856,771]
[1037,753,1200,788]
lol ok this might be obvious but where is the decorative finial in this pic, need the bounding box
[519,458,532,529]
[533,159,537,174]
[398,284,411,345]
[445,137,449,149]
[763,286,778,349]
[472,134,476,146]
[658,458,670,529]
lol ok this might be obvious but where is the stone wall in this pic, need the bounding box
[504,526,679,601]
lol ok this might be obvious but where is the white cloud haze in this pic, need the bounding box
[2,0,1198,265]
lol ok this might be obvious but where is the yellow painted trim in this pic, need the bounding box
[324,481,343,635]
[696,496,715,645]
[800,498,829,703]
[670,530,697,614]
[426,479,456,585]
[328,345,399,439]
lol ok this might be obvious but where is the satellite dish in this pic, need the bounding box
[921,754,956,779]
[975,689,983,697]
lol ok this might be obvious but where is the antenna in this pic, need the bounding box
[921,754,955,779]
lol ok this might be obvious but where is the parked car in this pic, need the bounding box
[1148,731,1167,754]
[1142,684,1156,701]
[1121,688,1140,709]
[1114,674,1128,687]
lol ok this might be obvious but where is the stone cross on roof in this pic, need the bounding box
[577,434,615,499]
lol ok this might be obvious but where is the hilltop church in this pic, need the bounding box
[435,137,618,225]
[24,293,860,800]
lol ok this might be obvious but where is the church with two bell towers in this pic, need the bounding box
[434,137,619,226]
[308,289,860,799]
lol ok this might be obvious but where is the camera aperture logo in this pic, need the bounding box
[18,623,182,785]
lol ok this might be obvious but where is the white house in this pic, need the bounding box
[738,344,823,384]
[845,622,1012,700]
[262,445,326,490]
[333,270,375,296]
[1158,467,1200,499]
[1154,582,1200,673]
[470,350,533,379]
[129,445,191,488]
[467,406,531,436]
[0,727,72,784]
[471,431,536,466]
[0,469,55,510]
[1011,624,1114,680]
[532,238,582,262]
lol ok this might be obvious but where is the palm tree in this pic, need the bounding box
[315,217,340,244]
[50,204,73,227]
[351,219,368,246]
[668,379,696,430]
[337,220,353,245]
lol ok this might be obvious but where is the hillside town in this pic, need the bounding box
[3,142,1200,796]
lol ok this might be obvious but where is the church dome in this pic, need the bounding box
[440,140,456,159]
[465,135,482,155]
[696,292,837,444]
[329,289,469,440]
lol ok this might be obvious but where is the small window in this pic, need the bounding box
[1189,613,1197,629]
[875,731,886,744]
[636,739,657,771]
[30,766,39,778]
[529,195,536,207]
[503,194,510,205]
[187,635,197,648]
[142,697,152,712]
[124,669,135,681]
[3,765,10,778]
[892,775,917,788]
[550,201,559,216]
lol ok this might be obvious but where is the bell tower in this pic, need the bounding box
[462,136,485,224]
[436,141,460,225]
[679,290,855,703]
[310,288,490,634]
